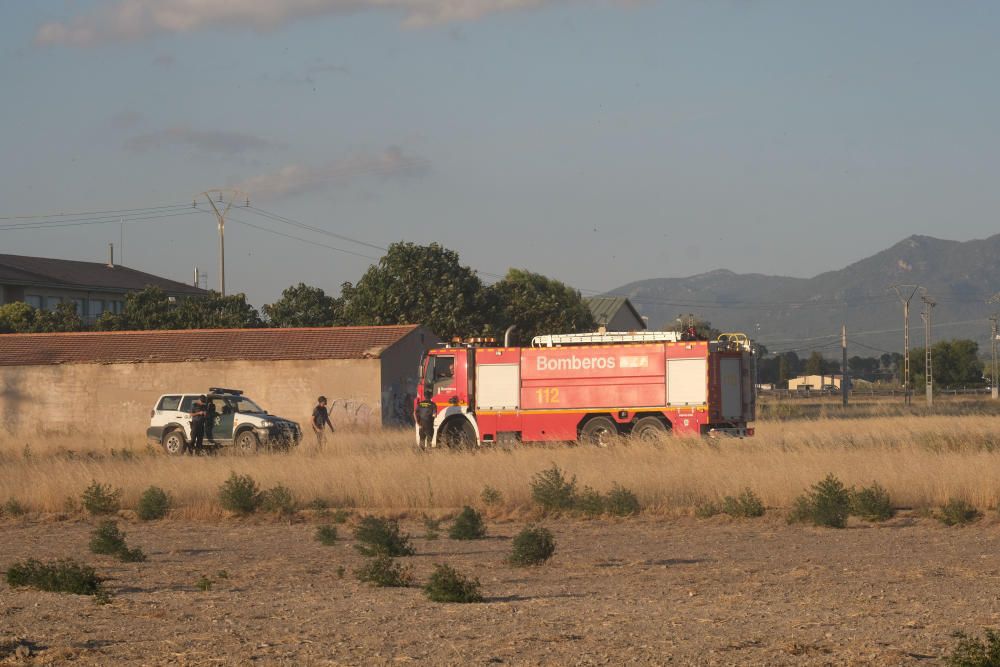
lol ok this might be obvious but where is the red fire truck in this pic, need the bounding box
[415,331,755,447]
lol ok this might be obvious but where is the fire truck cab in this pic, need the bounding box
[416,331,755,448]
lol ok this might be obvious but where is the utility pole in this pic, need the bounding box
[988,293,1000,399]
[890,285,920,405]
[841,324,848,408]
[920,292,935,407]
[195,189,248,296]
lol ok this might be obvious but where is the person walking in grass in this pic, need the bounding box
[311,396,335,450]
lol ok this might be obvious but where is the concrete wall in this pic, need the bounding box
[0,358,383,442]
[378,327,438,425]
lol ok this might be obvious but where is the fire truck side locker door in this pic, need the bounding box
[719,356,743,420]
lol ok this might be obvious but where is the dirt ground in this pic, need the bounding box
[3,514,1000,666]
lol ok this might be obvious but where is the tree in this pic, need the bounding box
[263,283,342,327]
[96,286,261,331]
[804,351,826,375]
[0,301,82,333]
[912,339,984,388]
[486,268,595,344]
[339,242,490,339]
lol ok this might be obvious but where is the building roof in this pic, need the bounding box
[0,253,207,296]
[584,296,646,330]
[0,325,425,366]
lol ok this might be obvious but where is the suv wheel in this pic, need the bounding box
[162,429,187,456]
[234,430,259,455]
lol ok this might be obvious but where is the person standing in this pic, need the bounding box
[415,396,437,450]
[190,395,208,453]
[311,396,335,450]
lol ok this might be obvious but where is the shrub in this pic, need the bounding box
[948,629,1000,667]
[89,520,146,562]
[424,564,483,603]
[850,483,895,522]
[196,575,213,591]
[575,487,605,516]
[509,526,556,566]
[721,488,766,518]
[6,558,103,595]
[3,499,27,517]
[315,525,338,546]
[136,486,171,521]
[81,481,121,516]
[530,464,577,512]
[449,506,487,540]
[423,515,442,540]
[788,474,851,528]
[355,555,412,587]
[336,565,345,579]
[940,499,982,526]
[261,484,296,516]
[605,483,641,517]
[695,501,720,518]
[481,485,503,507]
[218,473,262,515]
[353,516,415,557]
[332,508,351,524]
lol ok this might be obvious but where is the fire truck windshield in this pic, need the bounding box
[426,354,455,395]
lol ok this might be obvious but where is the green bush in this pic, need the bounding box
[261,484,296,516]
[3,499,27,517]
[81,480,122,515]
[136,486,171,521]
[332,508,352,524]
[721,488,766,518]
[6,558,103,596]
[353,516,415,557]
[196,575,213,591]
[850,483,895,522]
[530,464,577,512]
[695,501,720,518]
[788,474,852,528]
[575,487,605,516]
[940,499,981,526]
[355,555,413,587]
[509,526,556,566]
[315,525,338,546]
[423,515,442,540]
[948,629,1000,667]
[218,473,262,515]
[89,520,146,562]
[424,564,483,603]
[605,483,641,517]
[480,485,503,507]
[449,506,487,540]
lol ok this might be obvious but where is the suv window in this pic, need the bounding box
[180,396,195,412]
[158,395,182,411]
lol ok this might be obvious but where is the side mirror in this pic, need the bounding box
[448,396,459,405]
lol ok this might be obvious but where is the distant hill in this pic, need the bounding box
[609,235,1000,356]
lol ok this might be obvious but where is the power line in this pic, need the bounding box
[0,209,202,232]
[0,203,191,221]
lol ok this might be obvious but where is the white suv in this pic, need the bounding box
[147,388,302,455]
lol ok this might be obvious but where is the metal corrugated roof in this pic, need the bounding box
[0,325,423,366]
[584,296,645,329]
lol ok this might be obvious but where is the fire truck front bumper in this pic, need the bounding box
[704,425,754,438]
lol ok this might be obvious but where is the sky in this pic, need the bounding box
[2,1,1000,308]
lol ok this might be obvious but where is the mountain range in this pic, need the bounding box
[609,234,1000,356]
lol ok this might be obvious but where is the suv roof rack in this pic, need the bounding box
[208,387,243,395]
[531,331,683,347]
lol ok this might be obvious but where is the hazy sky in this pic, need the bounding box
[3,1,1000,307]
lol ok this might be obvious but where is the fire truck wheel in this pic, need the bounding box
[579,417,618,447]
[442,419,477,449]
[631,417,669,442]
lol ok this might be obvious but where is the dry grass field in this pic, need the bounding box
[5,405,1000,664]
[4,407,1000,517]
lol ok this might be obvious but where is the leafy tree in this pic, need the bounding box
[912,339,984,388]
[96,286,261,330]
[804,351,826,375]
[339,242,490,339]
[486,268,595,344]
[263,283,342,327]
[0,301,82,333]
[848,356,880,382]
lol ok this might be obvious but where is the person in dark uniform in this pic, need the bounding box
[190,395,208,453]
[415,396,437,450]
[311,396,335,451]
[204,398,217,443]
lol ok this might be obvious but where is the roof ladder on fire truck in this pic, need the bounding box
[531,331,684,347]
